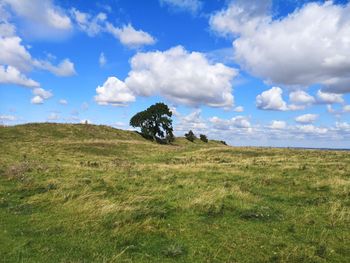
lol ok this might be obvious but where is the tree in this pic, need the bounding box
[185,130,196,142]
[199,134,208,143]
[130,102,174,143]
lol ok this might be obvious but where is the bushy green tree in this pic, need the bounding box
[185,130,196,142]
[130,102,174,143]
[199,134,208,143]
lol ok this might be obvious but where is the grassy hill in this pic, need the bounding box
[0,123,349,262]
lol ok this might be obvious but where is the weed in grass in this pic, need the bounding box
[163,243,187,258]
[240,205,283,221]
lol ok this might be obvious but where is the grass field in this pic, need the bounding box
[0,123,349,262]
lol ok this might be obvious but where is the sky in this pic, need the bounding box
[1,0,350,148]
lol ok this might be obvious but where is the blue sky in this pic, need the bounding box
[1,0,350,148]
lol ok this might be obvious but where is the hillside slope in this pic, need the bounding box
[0,123,349,262]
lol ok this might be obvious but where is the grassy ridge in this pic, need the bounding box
[0,123,349,262]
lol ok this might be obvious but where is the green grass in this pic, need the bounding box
[0,123,349,262]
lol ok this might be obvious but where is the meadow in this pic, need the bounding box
[0,123,349,262]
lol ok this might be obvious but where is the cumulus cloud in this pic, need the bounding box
[106,23,156,48]
[31,95,44,104]
[269,120,286,129]
[210,0,271,37]
[295,114,318,124]
[176,109,208,132]
[296,125,328,135]
[0,22,75,78]
[3,0,72,39]
[70,8,106,37]
[289,90,315,105]
[32,88,52,99]
[316,90,344,104]
[29,88,52,105]
[0,35,32,71]
[256,87,288,111]
[335,121,350,131]
[231,116,251,128]
[169,109,349,146]
[159,0,202,14]
[212,1,350,94]
[0,65,39,87]
[209,115,251,129]
[125,46,237,108]
[95,76,135,106]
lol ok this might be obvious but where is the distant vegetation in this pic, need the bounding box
[0,123,349,262]
[199,134,208,143]
[185,130,196,142]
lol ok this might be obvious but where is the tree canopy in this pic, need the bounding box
[130,102,174,143]
[200,134,208,143]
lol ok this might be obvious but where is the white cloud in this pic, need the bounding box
[59,99,68,105]
[343,105,350,113]
[295,114,318,124]
[175,110,207,133]
[0,25,75,79]
[289,90,315,105]
[30,88,52,104]
[210,0,271,37]
[95,76,135,106]
[335,121,350,131]
[296,125,328,135]
[99,52,106,67]
[125,46,237,108]
[3,0,72,39]
[233,106,244,112]
[32,88,52,99]
[0,22,15,37]
[34,58,76,77]
[160,0,202,14]
[170,109,350,146]
[269,120,286,129]
[231,116,251,128]
[209,115,251,130]
[0,114,16,121]
[170,106,180,117]
[256,87,288,111]
[106,23,156,48]
[47,112,60,121]
[215,1,350,94]
[316,90,344,104]
[30,91,51,104]
[70,8,106,37]
[0,35,32,71]
[31,95,44,104]
[0,65,39,87]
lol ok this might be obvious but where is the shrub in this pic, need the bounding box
[199,134,208,143]
[184,130,196,142]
